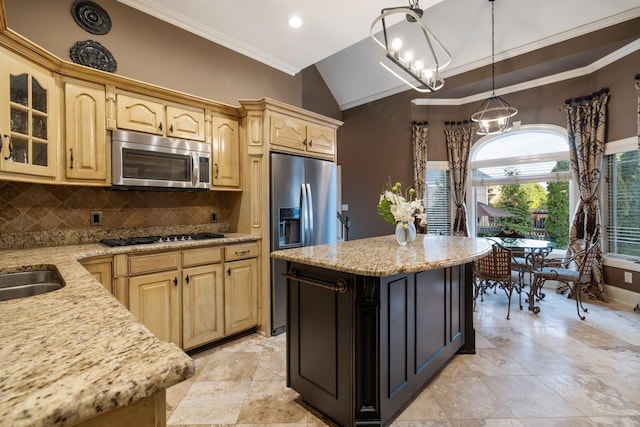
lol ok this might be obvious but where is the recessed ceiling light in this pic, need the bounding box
[288,15,302,28]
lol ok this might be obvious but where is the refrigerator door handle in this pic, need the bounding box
[300,183,308,246]
[306,183,314,244]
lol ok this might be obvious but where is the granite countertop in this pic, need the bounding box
[271,234,492,276]
[0,233,260,427]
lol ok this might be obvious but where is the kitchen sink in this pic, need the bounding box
[0,268,65,302]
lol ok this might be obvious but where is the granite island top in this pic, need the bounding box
[0,233,260,427]
[271,234,492,276]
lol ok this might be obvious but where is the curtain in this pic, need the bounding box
[445,121,473,236]
[562,88,609,302]
[412,122,428,233]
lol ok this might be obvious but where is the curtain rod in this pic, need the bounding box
[564,87,609,105]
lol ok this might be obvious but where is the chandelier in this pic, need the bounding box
[470,0,517,135]
[371,0,451,92]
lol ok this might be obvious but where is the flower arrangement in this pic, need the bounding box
[377,180,427,226]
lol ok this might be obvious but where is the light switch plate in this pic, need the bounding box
[624,271,633,283]
[90,211,103,226]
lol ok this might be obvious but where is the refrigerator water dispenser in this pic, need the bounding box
[279,207,300,246]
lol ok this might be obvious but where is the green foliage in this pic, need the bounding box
[376,198,396,224]
[493,167,530,235]
[496,183,532,236]
[523,183,547,210]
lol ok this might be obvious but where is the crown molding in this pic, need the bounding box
[412,38,640,106]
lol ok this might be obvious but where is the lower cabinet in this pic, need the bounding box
[129,270,181,347]
[224,257,258,335]
[124,242,259,350]
[80,256,113,293]
[182,263,224,350]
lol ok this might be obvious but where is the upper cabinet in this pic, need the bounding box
[0,49,57,179]
[270,113,336,158]
[115,91,206,142]
[210,114,240,189]
[63,78,108,183]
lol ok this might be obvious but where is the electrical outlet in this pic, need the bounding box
[90,211,103,226]
[341,204,349,211]
[624,271,633,284]
[210,212,217,223]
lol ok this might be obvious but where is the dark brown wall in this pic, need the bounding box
[4,0,303,108]
[339,50,640,241]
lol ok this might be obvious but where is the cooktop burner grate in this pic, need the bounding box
[99,232,225,247]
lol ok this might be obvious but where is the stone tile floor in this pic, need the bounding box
[166,286,640,426]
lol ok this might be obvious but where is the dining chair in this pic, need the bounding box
[529,231,600,319]
[473,242,524,319]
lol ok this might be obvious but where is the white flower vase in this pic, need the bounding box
[395,221,417,246]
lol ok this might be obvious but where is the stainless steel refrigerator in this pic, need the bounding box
[270,153,337,335]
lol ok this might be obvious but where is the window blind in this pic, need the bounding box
[425,165,451,235]
[605,149,640,258]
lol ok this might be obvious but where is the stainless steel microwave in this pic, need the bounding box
[111,130,211,190]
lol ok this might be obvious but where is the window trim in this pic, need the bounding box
[466,123,575,237]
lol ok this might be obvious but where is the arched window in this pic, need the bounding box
[467,124,575,247]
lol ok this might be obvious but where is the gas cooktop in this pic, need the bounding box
[99,232,225,247]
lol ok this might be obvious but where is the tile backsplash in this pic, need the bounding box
[0,182,232,248]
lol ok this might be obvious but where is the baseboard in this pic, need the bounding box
[604,284,640,310]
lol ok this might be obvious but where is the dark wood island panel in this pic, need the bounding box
[273,235,492,427]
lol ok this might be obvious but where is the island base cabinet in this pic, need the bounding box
[287,262,471,427]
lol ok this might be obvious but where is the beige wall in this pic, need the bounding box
[4,0,303,108]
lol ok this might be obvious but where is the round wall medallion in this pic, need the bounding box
[70,40,117,73]
[71,0,112,35]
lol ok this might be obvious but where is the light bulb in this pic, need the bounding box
[288,16,302,28]
[391,38,403,51]
[403,51,413,62]
[413,60,424,71]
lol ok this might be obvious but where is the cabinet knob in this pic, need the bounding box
[214,163,219,179]
[227,268,231,276]
[0,134,3,152]
[308,140,313,147]
[173,277,178,286]
[159,122,163,131]
[169,124,174,133]
[69,148,74,169]
[185,275,190,284]
[302,139,307,146]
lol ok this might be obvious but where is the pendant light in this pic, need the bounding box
[471,0,517,135]
[371,0,452,93]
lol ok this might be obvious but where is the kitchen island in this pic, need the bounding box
[271,234,491,427]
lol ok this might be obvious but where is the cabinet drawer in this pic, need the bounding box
[129,252,180,275]
[225,243,259,261]
[182,247,223,267]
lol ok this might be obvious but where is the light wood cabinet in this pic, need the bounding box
[182,264,224,349]
[116,92,205,141]
[224,252,258,336]
[210,115,240,188]
[0,49,57,179]
[124,244,258,349]
[129,269,181,347]
[81,256,113,294]
[270,113,336,157]
[63,79,107,183]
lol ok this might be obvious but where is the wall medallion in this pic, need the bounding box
[71,0,112,35]
[69,40,117,73]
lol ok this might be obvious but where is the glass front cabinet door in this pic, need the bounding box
[0,50,57,178]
